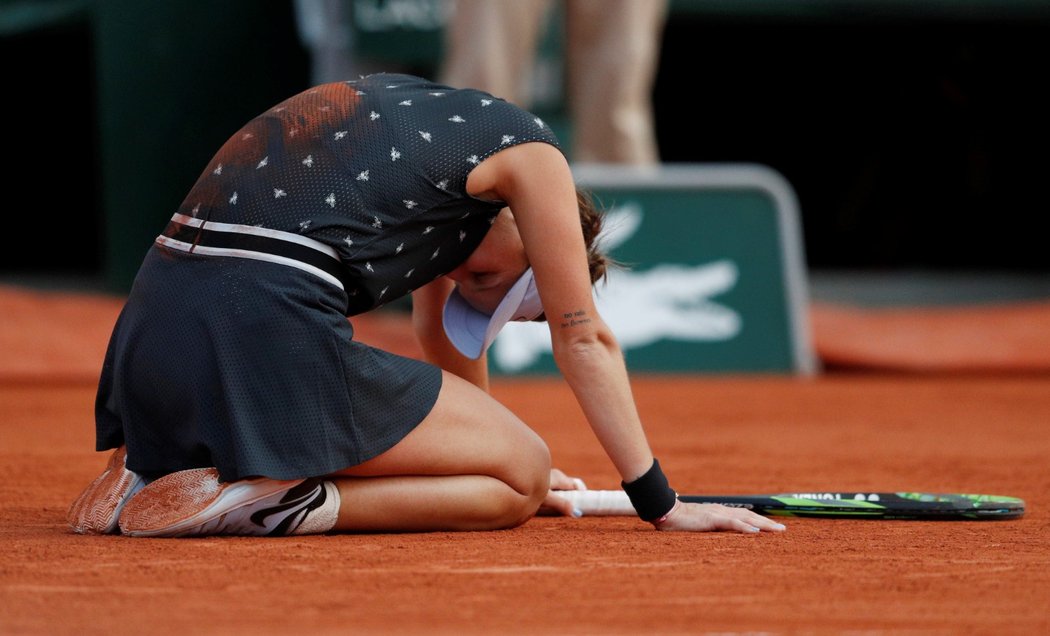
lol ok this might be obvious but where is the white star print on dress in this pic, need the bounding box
[178,74,562,322]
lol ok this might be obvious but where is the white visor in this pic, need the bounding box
[442,268,544,359]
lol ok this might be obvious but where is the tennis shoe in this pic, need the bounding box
[67,445,147,535]
[118,467,337,537]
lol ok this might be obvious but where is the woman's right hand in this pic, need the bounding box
[653,501,788,534]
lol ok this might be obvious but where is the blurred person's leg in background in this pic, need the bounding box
[439,0,552,103]
[439,0,667,165]
[564,0,667,164]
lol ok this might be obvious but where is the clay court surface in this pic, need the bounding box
[2,285,1050,635]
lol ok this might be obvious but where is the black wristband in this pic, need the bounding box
[621,458,678,522]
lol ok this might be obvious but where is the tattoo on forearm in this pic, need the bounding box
[560,310,592,328]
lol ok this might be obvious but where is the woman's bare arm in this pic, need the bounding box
[469,142,654,482]
[411,278,490,391]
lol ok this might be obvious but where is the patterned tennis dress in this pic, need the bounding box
[95,73,561,482]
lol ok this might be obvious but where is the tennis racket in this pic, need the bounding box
[558,490,1025,520]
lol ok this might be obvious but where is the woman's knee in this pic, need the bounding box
[491,433,550,528]
[504,423,551,490]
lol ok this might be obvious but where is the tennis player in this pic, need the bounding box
[67,73,786,537]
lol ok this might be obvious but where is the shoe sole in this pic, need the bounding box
[118,467,303,538]
[67,446,145,535]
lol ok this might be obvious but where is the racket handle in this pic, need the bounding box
[558,490,635,516]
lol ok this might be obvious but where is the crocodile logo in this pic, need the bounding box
[492,202,742,372]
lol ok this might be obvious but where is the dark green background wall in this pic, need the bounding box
[3,0,1049,292]
[2,0,309,290]
[652,9,1050,272]
[93,1,310,290]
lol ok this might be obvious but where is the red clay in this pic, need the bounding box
[810,300,1050,372]
[3,375,1049,635]
[3,283,1049,633]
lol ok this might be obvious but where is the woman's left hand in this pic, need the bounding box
[537,468,587,517]
[653,501,788,534]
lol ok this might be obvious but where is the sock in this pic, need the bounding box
[290,480,340,535]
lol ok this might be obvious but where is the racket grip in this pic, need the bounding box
[558,490,636,516]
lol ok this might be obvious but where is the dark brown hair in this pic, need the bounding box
[577,188,614,285]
